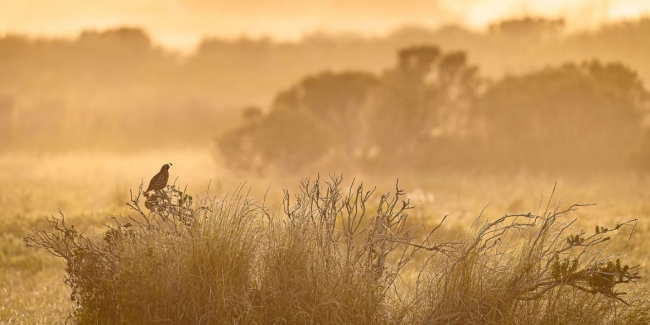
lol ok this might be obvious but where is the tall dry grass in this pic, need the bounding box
[25,176,650,324]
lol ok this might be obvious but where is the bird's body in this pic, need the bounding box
[145,163,172,194]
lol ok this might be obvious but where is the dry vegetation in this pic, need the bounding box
[3,17,650,324]
[2,150,650,324]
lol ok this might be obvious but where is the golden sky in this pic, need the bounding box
[0,0,648,51]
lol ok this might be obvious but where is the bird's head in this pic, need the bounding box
[162,163,172,171]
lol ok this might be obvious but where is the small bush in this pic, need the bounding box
[412,189,649,324]
[25,177,650,324]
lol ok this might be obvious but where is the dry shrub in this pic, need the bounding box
[413,185,650,325]
[25,177,650,324]
[25,183,262,324]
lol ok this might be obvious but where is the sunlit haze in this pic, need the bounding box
[5,0,650,323]
[1,0,649,51]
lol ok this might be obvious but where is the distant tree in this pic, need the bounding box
[216,45,485,173]
[271,71,377,123]
[488,17,565,41]
[479,61,647,170]
[78,27,152,51]
[369,46,481,165]
[217,71,376,173]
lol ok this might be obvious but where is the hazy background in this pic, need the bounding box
[1,0,648,50]
[1,2,650,174]
[3,2,650,322]
[0,1,650,222]
[0,0,648,214]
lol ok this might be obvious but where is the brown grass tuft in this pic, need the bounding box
[24,176,650,324]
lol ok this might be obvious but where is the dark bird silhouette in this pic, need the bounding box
[145,163,172,194]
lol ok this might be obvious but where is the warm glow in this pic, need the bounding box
[608,0,650,19]
[4,0,650,323]
[0,0,649,50]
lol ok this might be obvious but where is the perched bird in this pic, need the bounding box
[145,163,172,194]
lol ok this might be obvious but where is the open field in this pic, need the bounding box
[2,148,650,324]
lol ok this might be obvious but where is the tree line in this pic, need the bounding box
[1,17,649,156]
[217,45,649,173]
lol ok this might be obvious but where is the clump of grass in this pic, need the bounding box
[25,176,650,324]
[255,176,434,324]
[25,181,262,324]
[411,186,649,324]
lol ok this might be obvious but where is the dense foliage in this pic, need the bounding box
[3,17,650,153]
[25,178,650,324]
[218,47,649,173]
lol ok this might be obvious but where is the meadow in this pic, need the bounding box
[2,148,649,324]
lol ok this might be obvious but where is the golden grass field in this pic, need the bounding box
[2,148,650,324]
